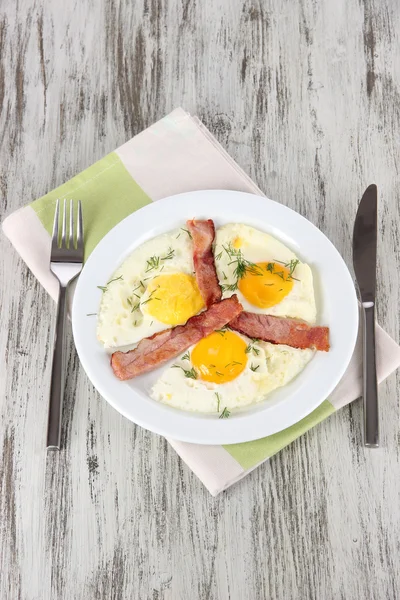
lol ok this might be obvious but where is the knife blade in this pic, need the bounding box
[353,184,379,447]
[353,184,377,303]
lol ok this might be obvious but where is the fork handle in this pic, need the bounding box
[47,285,68,450]
[362,302,379,447]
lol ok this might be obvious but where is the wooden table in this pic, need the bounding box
[1,1,399,598]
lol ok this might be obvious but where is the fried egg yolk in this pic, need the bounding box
[238,262,294,308]
[145,273,204,325]
[191,330,248,384]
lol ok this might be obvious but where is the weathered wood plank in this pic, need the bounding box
[1,0,400,598]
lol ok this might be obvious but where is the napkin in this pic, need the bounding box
[3,108,400,496]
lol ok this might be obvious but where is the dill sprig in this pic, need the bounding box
[223,243,263,280]
[181,227,193,239]
[266,262,274,273]
[97,274,123,292]
[218,243,263,293]
[108,275,123,284]
[86,313,97,316]
[245,342,260,356]
[172,365,198,379]
[215,327,228,336]
[145,248,175,272]
[273,258,300,281]
[215,392,221,412]
[225,361,243,368]
[220,282,238,293]
[161,247,175,261]
[145,255,160,272]
[182,352,190,361]
[219,407,231,419]
[250,364,260,372]
[129,287,160,313]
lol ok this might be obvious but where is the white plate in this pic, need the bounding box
[72,190,358,444]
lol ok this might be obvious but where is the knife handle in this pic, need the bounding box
[362,302,379,447]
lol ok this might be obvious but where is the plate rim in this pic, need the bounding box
[72,189,359,444]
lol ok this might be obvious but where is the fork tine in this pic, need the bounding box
[77,200,83,252]
[52,199,60,248]
[61,199,67,247]
[69,199,74,249]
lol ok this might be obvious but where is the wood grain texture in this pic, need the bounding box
[1,0,400,598]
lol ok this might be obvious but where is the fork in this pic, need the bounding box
[47,199,84,450]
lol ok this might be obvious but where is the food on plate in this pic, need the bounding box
[214,223,316,324]
[186,219,222,306]
[97,227,205,348]
[230,312,330,351]
[111,296,243,380]
[150,332,314,413]
[101,217,329,414]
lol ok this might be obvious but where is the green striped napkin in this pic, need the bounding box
[3,108,400,495]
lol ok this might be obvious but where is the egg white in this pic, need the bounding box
[214,223,317,324]
[97,228,196,348]
[151,336,314,413]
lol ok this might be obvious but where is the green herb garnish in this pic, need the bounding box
[86,313,97,316]
[182,352,190,361]
[145,255,160,272]
[223,243,263,280]
[215,392,221,412]
[97,274,124,292]
[220,282,238,293]
[266,262,274,273]
[273,258,300,281]
[161,247,174,261]
[181,227,192,239]
[129,286,160,312]
[107,275,123,284]
[172,365,198,379]
[245,342,260,356]
[219,407,231,419]
[219,243,263,292]
[145,248,175,272]
[250,364,259,372]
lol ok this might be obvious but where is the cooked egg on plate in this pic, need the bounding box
[97,227,204,348]
[151,329,314,413]
[98,220,318,413]
[214,223,317,324]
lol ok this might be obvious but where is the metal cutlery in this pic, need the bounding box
[47,199,83,450]
[353,184,379,447]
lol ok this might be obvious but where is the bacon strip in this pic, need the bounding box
[187,219,222,307]
[229,312,330,352]
[111,296,243,380]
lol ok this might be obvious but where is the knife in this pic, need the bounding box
[353,184,379,447]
